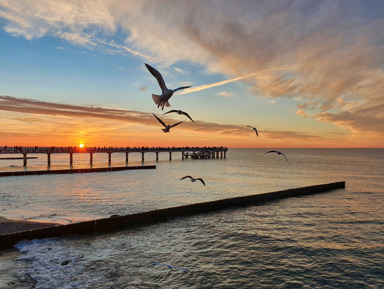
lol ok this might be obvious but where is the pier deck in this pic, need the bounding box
[0,146,228,167]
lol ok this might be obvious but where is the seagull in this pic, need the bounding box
[247,125,259,137]
[145,63,191,110]
[152,113,184,133]
[180,175,206,186]
[264,150,289,163]
[153,262,190,273]
[163,110,194,122]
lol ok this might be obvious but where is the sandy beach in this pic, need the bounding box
[0,216,58,235]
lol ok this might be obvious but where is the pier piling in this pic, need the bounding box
[108,153,112,166]
[23,153,27,167]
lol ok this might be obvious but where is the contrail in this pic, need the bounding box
[178,66,291,95]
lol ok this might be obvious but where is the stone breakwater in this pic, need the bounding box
[0,181,345,250]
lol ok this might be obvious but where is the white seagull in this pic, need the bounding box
[180,175,206,186]
[247,125,259,137]
[153,262,190,273]
[163,110,194,122]
[145,63,191,110]
[264,150,289,163]
[152,113,184,133]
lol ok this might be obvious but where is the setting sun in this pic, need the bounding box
[79,143,84,148]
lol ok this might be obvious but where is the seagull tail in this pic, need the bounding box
[152,94,170,110]
[152,94,168,109]
[152,94,162,106]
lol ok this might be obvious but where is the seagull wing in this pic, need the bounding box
[153,262,166,266]
[281,153,290,163]
[170,121,184,128]
[180,175,193,180]
[145,63,167,93]
[255,128,259,137]
[247,125,254,128]
[152,113,166,128]
[153,262,189,272]
[182,111,194,122]
[196,178,206,186]
[169,265,190,273]
[163,110,178,115]
[173,86,191,92]
[153,262,172,269]
[264,150,278,154]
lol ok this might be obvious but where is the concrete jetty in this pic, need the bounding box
[0,165,156,178]
[0,181,345,250]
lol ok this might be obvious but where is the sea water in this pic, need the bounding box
[0,149,383,288]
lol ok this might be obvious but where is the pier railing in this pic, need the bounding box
[0,146,228,167]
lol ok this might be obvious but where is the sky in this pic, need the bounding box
[0,0,383,148]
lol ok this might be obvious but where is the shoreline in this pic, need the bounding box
[0,216,58,235]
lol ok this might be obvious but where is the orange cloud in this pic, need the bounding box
[1,95,329,147]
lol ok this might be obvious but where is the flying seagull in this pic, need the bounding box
[152,113,184,133]
[264,150,289,163]
[164,110,194,122]
[180,175,206,186]
[247,125,259,137]
[153,262,190,273]
[145,63,191,110]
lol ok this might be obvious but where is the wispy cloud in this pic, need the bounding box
[0,95,253,136]
[0,95,152,124]
[0,95,318,142]
[0,1,153,60]
[96,38,153,61]
[316,102,384,134]
[174,67,189,75]
[55,31,96,47]
[217,91,234,98]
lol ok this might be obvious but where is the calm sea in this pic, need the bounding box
[0,148,383,288]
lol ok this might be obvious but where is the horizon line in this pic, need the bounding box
[1,145,382,149]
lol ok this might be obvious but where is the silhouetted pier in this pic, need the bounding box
[0,146,228,167]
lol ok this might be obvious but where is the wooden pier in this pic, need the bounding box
[0,146,228,167]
